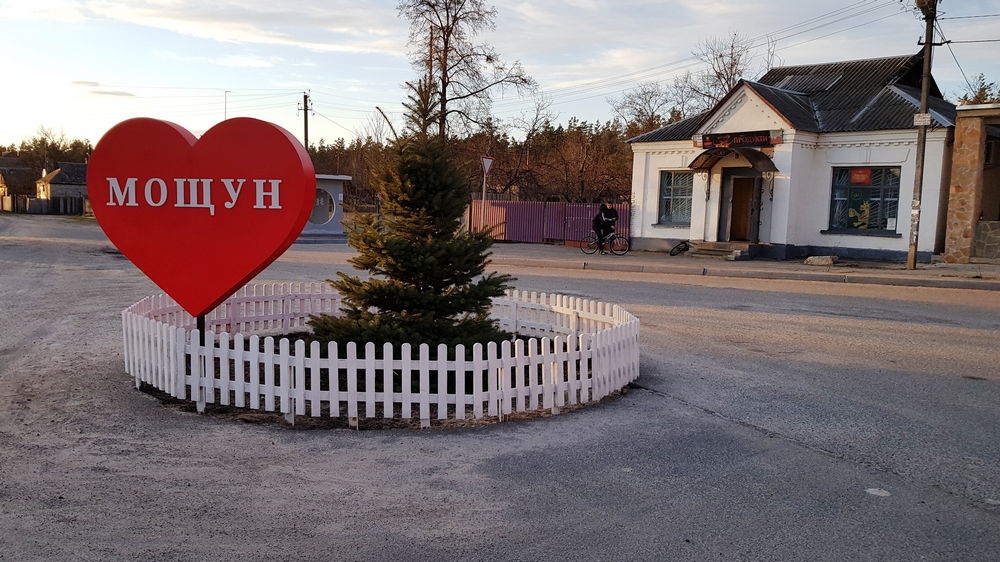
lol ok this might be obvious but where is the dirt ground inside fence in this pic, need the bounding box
[3,215,1000,561]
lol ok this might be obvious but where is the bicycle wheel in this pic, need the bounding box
[609,235,630,256]
[669,240,689,256]
[580,235,599,254]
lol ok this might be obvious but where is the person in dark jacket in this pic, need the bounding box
[592,203,618,253]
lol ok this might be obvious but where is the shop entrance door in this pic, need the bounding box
[730,178,754,241]
[719,169,762,243]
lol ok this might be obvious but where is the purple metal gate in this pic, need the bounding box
[470,201,630,243]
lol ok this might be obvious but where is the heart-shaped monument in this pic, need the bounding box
[88,118,316,317]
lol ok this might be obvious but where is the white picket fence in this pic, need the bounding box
[121,282,640,427]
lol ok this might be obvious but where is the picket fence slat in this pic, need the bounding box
[120,283,639,426]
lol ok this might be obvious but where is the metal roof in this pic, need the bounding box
[49,162,88,185]
[626,112,707,143]
[629,52,956,143]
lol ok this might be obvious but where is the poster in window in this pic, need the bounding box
[850,168,872,185]
[847,190,870,229]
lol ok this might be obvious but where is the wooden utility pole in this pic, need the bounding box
[906,0,938,269]
[301,92,311,149]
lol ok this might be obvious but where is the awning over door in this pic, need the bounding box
[688,147,778,173]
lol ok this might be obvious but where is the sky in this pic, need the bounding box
[2,0,999,149]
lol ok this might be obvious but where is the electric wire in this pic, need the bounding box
[939,13,1000,20]
[934,21,975,94]
[489,0,905,112]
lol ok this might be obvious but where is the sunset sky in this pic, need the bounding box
[3,0,998,148]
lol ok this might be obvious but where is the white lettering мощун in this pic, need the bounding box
[106,177,283,214]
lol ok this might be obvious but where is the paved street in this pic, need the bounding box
[1,215,998,561]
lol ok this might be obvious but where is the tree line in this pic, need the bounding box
[6,0,999,207]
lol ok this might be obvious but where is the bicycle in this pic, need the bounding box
[580,232,630,255]
[669,240,690,256]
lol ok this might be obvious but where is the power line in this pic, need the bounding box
[492,1,907,113]
[934,21,975,94]
[948,39,1000,43]
[490,0,903,112]
[939,13,1000,20]
[312,110,355,135]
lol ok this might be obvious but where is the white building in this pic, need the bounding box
[628,53,955,261]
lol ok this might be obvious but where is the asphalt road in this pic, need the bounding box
[1,215,998,561]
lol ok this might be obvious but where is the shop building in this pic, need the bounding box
[628,52,955,260]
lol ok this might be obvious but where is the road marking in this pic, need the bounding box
[865,488,891,497]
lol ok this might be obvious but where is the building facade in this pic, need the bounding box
[628,53,955,261]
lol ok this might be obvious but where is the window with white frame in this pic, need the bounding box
[829,166,901,233]
[658,171,693,225]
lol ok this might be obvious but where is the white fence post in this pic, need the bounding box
[119,284,640,427]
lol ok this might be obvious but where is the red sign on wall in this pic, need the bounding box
[850,167,872,185]
[87,118,316,317]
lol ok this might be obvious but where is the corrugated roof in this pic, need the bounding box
[0,168,41,196]
[626,112,707,143]
[744,82,819,131]
[629,52,956,143]
[50,162,88,185]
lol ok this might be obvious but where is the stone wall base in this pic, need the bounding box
[973,221,1000,259]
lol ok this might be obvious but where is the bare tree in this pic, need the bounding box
[398,0,535,138]
[689,31,754,107]
[607,81,676,137]
[668,70,711,119]
[16,126,92,171]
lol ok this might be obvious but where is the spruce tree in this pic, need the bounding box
[308,80,513,347]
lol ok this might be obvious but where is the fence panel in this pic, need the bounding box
[470,200,631,243]
[122,283,639,427]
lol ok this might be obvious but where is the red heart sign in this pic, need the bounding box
[88,118,315,317]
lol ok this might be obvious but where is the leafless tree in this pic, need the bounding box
[688,31,754,107]
[666,70,711,120]
[398,0,535,138]
[607,81,677,137]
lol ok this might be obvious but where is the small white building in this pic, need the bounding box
[300,174,351,236]
[36,162,88,199]
[628,53,955,261]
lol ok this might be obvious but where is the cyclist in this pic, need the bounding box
[591,203,618,254]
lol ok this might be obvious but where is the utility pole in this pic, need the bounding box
[906,0,938,270]
[299,91,312,149]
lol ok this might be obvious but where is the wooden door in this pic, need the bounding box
[730,178,754,241]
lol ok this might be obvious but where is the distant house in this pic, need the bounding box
[0,154,41,197]
[37,162,88,199]
[627,52,955,261]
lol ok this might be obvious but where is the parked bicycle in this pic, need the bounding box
[669,240,690,256]
[580,232,631,255]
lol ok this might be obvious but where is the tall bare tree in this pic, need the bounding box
[15,127,92,171]
[689,31,754,107]
[607,81,681,138]
[398,0,535,138]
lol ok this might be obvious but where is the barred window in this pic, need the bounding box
[829,167,900,232]
[658,171,693,225]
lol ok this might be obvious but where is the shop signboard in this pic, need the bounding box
[700,130,783,149]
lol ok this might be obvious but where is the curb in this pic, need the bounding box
[491,258,1000,292]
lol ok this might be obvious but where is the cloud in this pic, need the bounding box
[67,0,407,55]
[153,49,283,68]
[91,90,136,97]
[71,80,101,87]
